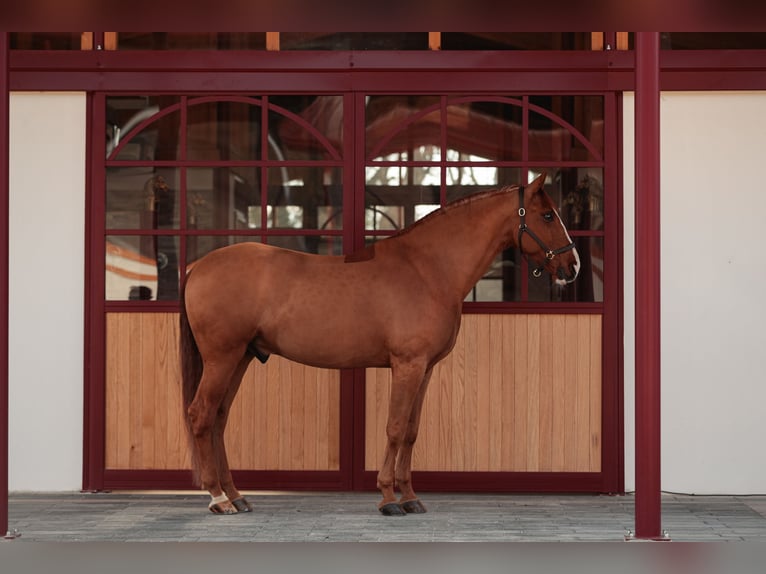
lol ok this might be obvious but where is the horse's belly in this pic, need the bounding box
[268,327,390,369]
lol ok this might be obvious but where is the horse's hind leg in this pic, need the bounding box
[187,350,242,515]
[377,358,427,516]
[394,366,433,514]
[212,354,254,513]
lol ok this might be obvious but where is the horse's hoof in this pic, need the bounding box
[231,497,253,513]
[209,502,238,515]
[400,499,427,514]
[379,502,407,516]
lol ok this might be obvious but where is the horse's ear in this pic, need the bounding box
[528,172,547,194]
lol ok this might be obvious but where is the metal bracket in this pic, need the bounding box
[624,529,671,542]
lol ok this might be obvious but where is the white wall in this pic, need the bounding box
[624,92,766,494]
[8,93,86,491]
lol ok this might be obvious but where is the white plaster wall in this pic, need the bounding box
[8,93,86,491]
[624,92,766,494]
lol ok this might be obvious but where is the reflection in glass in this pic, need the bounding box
[446,167,523,203]
[187,167,260,230]
[527,96,604,162]
[106,235,179,301]
[281,33,428,51]
[365,179,441,231]
[446,165,498,187]
[267,167,343,230]
[660,32,766,50]
[106,168,180,230]
[114,33,266,50]
[107,96,182,160]
[269,96,343,160]
[441,33,592,51]
[186,100,261,161]
[528,167,604,232]
[446,101,523,161]
[365,95,441,159]
[247,206,304,229]
[365,205,404,231]
[10,33,83,50]
[465,250,523,302]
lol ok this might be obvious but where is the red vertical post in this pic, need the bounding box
[634,32,662,540]
[0,31,10,538]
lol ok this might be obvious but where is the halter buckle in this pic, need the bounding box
[518,207,526,217]
[546,250,555,260]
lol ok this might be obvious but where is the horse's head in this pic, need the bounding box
[517,174,580,286]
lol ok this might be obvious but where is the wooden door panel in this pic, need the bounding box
[105,313,340,471]
[365,314,602,472]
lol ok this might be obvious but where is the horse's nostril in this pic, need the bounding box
[557,267,566,280]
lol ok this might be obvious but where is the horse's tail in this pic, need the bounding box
[179,274,203,483]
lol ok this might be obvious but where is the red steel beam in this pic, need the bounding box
[634,32,663,540]
[0,31,9,539]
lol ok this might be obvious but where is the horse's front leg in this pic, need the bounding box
[377,358,427,516]
[394,367,433,514]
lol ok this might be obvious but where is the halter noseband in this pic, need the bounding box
[517,185,577,278]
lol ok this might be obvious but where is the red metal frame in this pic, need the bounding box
[0,32,9,537]
[84,83,624,495]
[4,46,670,498]
[10,49,766,93]
[634,32,662,540]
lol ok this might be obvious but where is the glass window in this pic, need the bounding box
[105,94,347,304]
[280,33,428,50]
[106,235,179,301]
[186,99,262,161]
[187,167,260,230]
[364,94,605,303]
[528,167,604,232]
[660,33,766,50]
[113,33,266,50]
[446,100,524,162]
[527,96,604,162]
[269,95,344,160]
[107,96,182,160]
[107,168,180,230]
[441,33,593,50]
[10,33,84,50]
[365,95,441,159]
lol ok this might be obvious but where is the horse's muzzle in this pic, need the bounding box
[554,261,579,286]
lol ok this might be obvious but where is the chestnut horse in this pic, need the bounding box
[180,173,579,515]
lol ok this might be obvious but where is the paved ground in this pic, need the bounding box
[5,491,766,542]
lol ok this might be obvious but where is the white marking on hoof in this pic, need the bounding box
[209,493,229,509]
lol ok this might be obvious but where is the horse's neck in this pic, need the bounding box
[394,191,518,298]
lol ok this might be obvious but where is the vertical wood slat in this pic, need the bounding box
[105,313,340,471]
[365,314,602,472]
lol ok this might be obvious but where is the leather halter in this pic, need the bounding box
[517,185,577,278]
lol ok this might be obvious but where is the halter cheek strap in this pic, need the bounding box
[517,185,576,278]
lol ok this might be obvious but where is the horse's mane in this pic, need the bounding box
[390,184,520,240]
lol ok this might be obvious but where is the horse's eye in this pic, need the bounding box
[543,211,554,222]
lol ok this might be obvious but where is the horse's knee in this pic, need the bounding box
[187,406,215,439]
[385,420,407,443]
